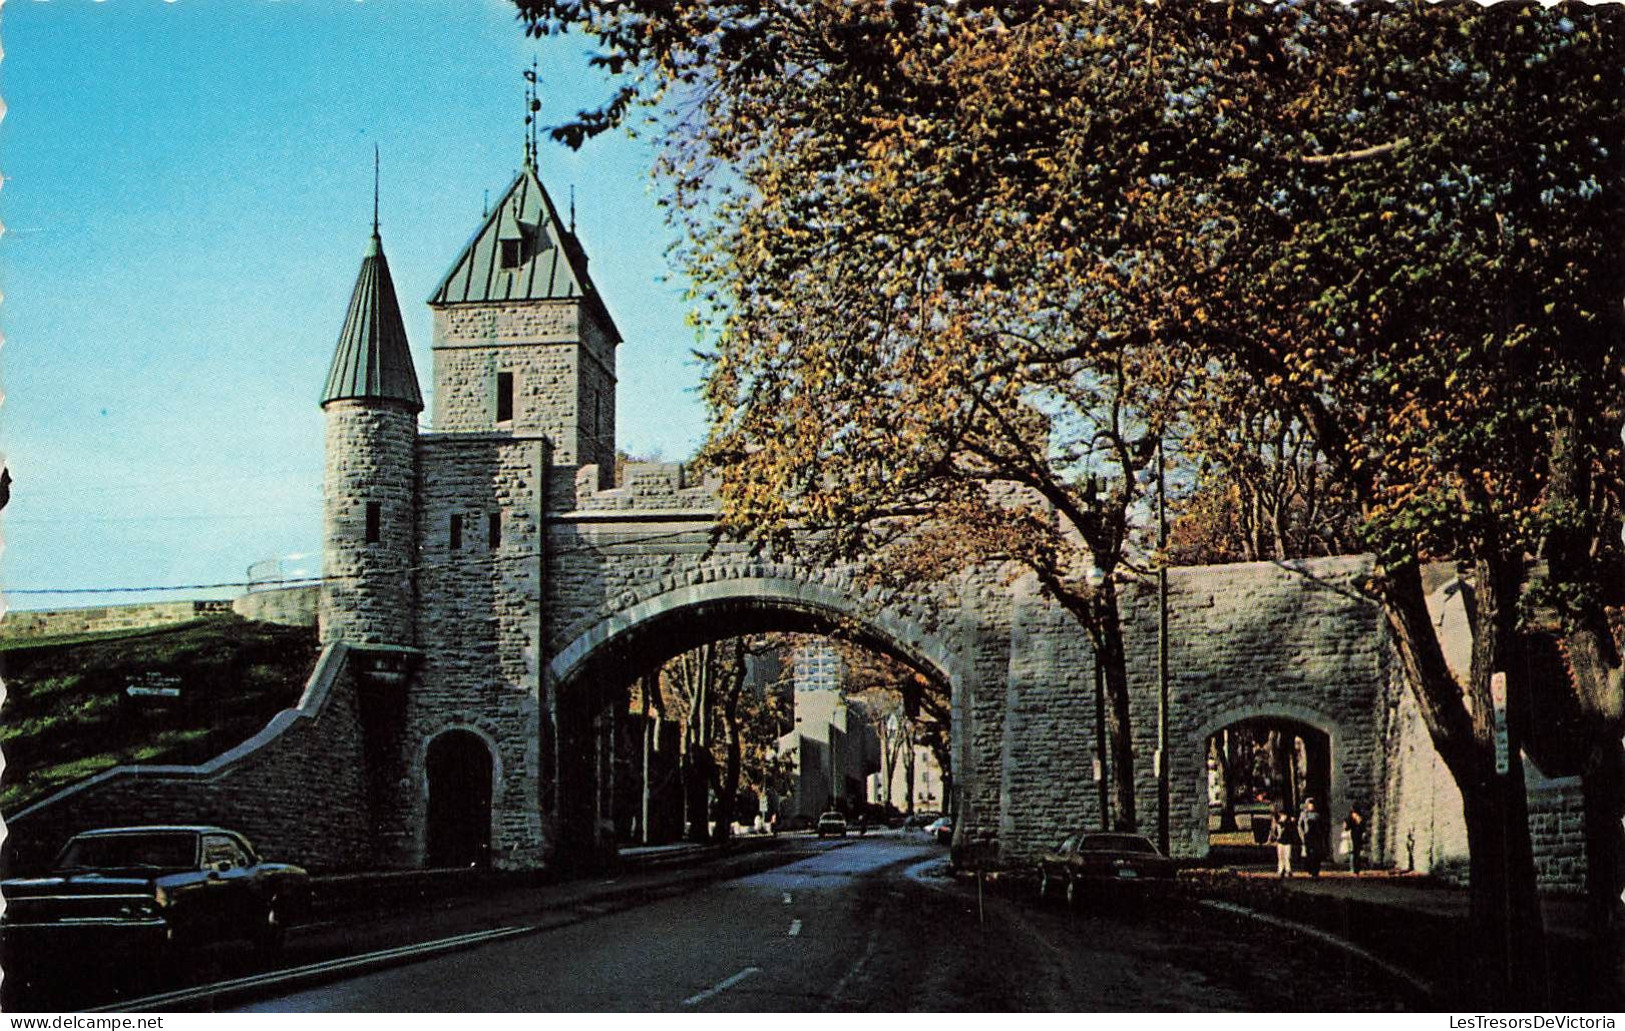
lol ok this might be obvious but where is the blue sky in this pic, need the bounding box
[1,0,707,609]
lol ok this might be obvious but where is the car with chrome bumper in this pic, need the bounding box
[1,825,310,962]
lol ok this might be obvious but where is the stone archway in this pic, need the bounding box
[544,575,964,860]
[1190,705,1344,858]
[425,728,496,868]
[548,576,962,694]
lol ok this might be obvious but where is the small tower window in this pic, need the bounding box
[449,514,463,551]
[488,512,502,549]
[365,502,381,544]
[499,229,535,270]
[496,371,514,423]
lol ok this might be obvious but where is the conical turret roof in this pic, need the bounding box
[322,231,424,411]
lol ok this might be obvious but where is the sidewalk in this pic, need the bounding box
[1188,866,1617,1007]
[1247,868,1591,938]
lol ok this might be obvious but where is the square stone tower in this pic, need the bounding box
[428,161,620,506]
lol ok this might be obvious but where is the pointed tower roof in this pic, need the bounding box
[428,163,621,343]
[322,229,424,411]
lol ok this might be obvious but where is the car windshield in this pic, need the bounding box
[55,832,198,873]
[1078,834,1158,854]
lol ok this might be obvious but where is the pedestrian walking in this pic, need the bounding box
[1267,805,1297,877]
[1298,797,1328,877]
[1342,805,1367,873]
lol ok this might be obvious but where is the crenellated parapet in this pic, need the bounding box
[572,462,723,512]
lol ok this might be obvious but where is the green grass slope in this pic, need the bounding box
[0,617,319,816]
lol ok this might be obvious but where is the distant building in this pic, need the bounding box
[775,643,878,822]
[868,743,944,814]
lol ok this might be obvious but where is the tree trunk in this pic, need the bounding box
[903,729,917,815]
[1581,738,1625,937]
[1093,582,1138,832]
[684,744,712,844]
[1464,555,1548,1006]
[1215,730,1238,832]
[1267,730,1296,813]
[1461,767,1548,1007]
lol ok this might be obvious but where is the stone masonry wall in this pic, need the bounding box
[991,557,1388,864]
[233,585,320,627]
[3,646,373,874]
[996,581,1099,858]
[0,601,234,642]
[1528,781,1586,892]
[577,314,617,476]
[321,400,418,647]
[430,300,614,471]
[406,433,550,869]
[1125,558,1387,860]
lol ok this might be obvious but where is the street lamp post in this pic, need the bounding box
[1156,439,1171,856]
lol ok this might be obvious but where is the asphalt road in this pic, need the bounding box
[229,835,1414,1012]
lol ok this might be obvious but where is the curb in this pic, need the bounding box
[1196,899,1442,1004]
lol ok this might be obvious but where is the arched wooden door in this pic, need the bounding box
[425,730,493,868]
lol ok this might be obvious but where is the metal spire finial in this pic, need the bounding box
[523,60,542,168]
[570,184,576,234]
[372,143,381,237]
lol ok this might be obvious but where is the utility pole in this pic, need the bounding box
[1156,438,1171,856]
[1094,653,1109,831]
[640,671,654,845]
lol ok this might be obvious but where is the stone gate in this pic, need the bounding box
[10,151,1578,888]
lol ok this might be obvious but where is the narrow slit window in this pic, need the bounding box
[488,512,502,549]
[500,238,523,269]
[496,372,514,423]
[449,514,463,551]
[364,502,381,544]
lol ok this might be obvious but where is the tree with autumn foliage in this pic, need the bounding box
[834,640,951,813]
[523,0,1203,836]
[522,0,1625,1002]
[654,637,793,842]
[1170,374,1361,565]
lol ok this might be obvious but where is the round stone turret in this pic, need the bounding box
[319,229,423,646]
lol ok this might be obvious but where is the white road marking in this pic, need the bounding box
[782,892,793,905]
[681,966,761,1008]
[92,925,535,1012]
[827,926,880,1003]
[788,919,802,936]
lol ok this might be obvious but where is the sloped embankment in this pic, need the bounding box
[0,616,319,816]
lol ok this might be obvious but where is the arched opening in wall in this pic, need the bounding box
[1203,717,1329,857]
[425,729,494,868]
[548,590,955,866]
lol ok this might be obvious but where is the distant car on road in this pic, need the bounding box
[0,825,310,962]
[1036,831,1176,906]
[816,812,849,838]
[925,817,953,844]
[902,812,939,831]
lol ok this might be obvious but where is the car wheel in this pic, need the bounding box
[1064,876,1077,909]
[255,895,287,952]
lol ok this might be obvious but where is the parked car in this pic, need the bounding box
[816,811,848,838]
[1035,831,1176,906]
[902,811,940,831]
[0,825,310,960]
[925,816,953,844]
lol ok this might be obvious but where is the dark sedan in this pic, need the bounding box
[1035,831,1176,906]
[1,825,310,961]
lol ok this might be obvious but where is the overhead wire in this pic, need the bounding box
[5,524,722,596]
